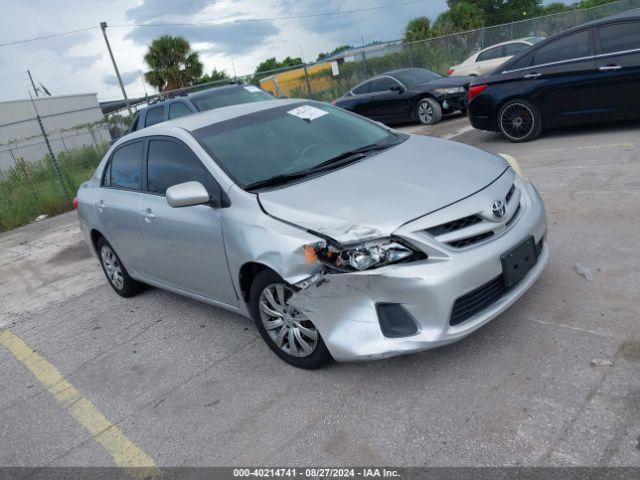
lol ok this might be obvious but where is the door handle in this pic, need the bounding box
[599,65,621,71]
[141,208,155,221]
[523,72,542,79]
[97,200,107,212]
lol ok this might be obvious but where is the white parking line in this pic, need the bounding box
[442,124,475,140]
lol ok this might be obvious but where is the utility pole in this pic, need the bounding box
[299,46,313,99]
[29,92,72,206]
[100,21,133,117]
[139,71,148,101]
[362,33,368,78]
[231,58,238,81]
[27,70,38,97]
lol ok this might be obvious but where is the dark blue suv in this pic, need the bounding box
[129,84,274,132]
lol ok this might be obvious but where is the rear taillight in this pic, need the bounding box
[447,68,455,76]
[467,84,488,103]
[331,100,337,105]
[72,197,78,210]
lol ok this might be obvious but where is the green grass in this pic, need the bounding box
[0,144,108,233]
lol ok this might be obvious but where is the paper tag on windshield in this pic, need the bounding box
[287,105,329,122]
[244,85,261,93]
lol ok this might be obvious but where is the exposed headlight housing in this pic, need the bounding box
[434,87,465,95]
[305,238,426,272]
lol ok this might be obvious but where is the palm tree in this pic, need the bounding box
[143,35,204,92]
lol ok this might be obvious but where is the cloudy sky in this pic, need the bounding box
[0,0,568,103]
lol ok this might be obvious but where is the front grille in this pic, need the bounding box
[426,215,482,236]
[425,182,521,249]
[505,204,521,228]
[449,237,545,326]
[447,231,494,248]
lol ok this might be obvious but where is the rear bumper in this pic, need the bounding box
[469,113,498,132]
[290,179,548,362]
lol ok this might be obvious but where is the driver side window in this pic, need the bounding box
[146,139,215,196]
[369,77,400,93]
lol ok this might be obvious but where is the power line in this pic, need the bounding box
[0,0,427,47]
[0,26,98,47]
[111,0,429,27]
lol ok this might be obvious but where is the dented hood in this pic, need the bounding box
[258,135,508,244]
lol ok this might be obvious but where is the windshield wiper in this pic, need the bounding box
[244,171,313,192]
[306,139,400,173]
[245,138,402,192]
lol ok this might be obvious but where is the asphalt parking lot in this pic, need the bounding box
[1,116,639,469]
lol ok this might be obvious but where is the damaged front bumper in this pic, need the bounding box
[289,179,548,362]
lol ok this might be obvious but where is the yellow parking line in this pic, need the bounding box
[0,330,161,479]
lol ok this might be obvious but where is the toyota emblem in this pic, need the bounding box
[491,200,507,220]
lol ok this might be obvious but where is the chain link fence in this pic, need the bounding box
[1,0,638,233]
[0,97,112,232]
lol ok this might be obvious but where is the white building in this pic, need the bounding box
[0,93,111,172]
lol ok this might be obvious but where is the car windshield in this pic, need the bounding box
[193,102,399,189]
[392,68,442,86]
[191,87,273,111]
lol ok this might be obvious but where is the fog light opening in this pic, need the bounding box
[376,303,419,338]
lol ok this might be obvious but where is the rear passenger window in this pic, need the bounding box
[109,141,143,190]
[145,106,164,127]
[146,139,214,196]
[598,22,640,54]
[477,46,503,62]
[168,102,192,119]
[534,30,591,65]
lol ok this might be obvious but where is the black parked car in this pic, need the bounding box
[333,68,473,125]
[129,84,274,132]
[468,11,640,142]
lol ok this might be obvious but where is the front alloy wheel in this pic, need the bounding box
[416,97,442,125]
[250,269,332,369]
[259,283,318,358]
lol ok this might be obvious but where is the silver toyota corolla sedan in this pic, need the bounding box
[77,99,548,369]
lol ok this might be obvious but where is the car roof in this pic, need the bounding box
[497,9,640,72]
[541,8,640,36]
[125,98,302,137]
[383,67,435,77]
[479,37,540,51]
[138,83,246,110]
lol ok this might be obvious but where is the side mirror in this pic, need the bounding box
[390,85,404,93]
[166,181,210,208]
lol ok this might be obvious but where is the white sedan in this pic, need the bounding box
[448,37,544,77]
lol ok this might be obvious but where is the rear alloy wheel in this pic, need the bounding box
[416,97,442,125]
[498,99,542,143]
[96,237,143,298]
[250,270,331,369]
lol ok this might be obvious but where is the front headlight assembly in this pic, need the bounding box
[434,87,465,95]
[305,238,426,272]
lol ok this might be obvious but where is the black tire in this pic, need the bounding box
[415,97,443,125]
[497,99,543,143]
[96,237,143,298]
[249,269,332,369]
